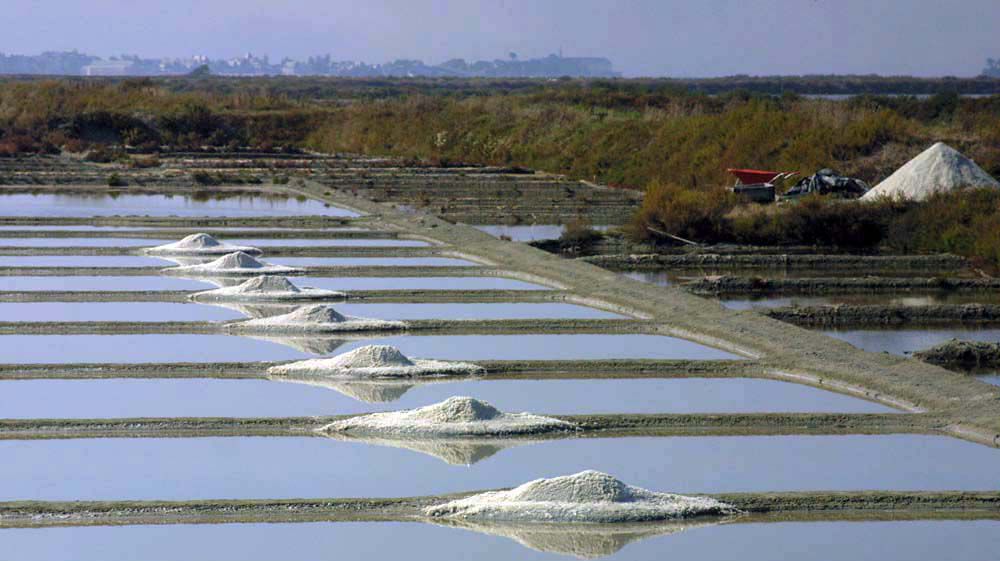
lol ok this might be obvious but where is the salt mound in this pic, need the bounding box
[269,344,483,378]
[862,142,1000,202]
[430,519,722,559]
[191,275,345,302]
[319,396,576,436]
[230,305,406,333]
[146,233,262,256]
[164,251,303,276]
[425,471,737,523]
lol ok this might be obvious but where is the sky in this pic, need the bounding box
[2,0,999,77]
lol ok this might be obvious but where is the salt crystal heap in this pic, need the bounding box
[269,344,482,377]
[145,233,262,256]
[163,251,303,276]
[862,142,1000,202]
[231,305,405,333]
[191,275,345,302]
[425,470,737,523]
[320,396,575,437]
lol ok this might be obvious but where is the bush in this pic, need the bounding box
[558,219,602,252]
[107,173,126,187]
[192,171,222,186]
[627,182,735,244]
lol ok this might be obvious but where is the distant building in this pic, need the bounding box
[82,60,133,76]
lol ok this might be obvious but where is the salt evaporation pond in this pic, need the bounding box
[0,302,244,322]
[475,224,613,242]
[299,276,551,290]
[0,334,738,363]
[0,276,215,291]
[723,293,1000,310]
[1,434,998,501]
[0,193,358,217]
[825,328,1000,356]
[0,255,170,267]
[268,257,480,267]
[330,302,624,320]
[2,520,997,561]
[0,237,430,248]
[0,378,893,419]
[625,269,978,288]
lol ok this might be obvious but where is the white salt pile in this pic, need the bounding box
[319,396,576,437]
[145,233,262,256]
[862,142,1000,202]
[424,470,737,523]
[230,305,406,333]
[191,275,346,302]
[163,251,303,276]
[269,344,482,378]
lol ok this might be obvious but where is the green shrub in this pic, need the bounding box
[106,173,126,187]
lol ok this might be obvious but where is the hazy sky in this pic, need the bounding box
[3,0,999,77]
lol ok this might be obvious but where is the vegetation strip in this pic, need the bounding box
[582,253,968,271]
[685,276,1000,296]
[1,491,996,528]
[0,413,939,440]
[765,304,1000,327]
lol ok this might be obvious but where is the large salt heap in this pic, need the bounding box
[319,396,575,437]
[862,142,1000,201]
[269,344,482,377]
[163,251,303,276]
[145,233,262,256]
[230,305,405,333]
[191,275,345,302]
[425,470,737,523]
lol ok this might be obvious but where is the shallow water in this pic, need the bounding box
[625,268,975,288]
[0,378,893,419]
[824,328,1000,356]
[0,302,243,322]
[0,276,214,291]
[0,237,171,247]
[0,255,170,267]
[0,237,430,248]
[332,302,624,320]
[298,276,551,291]
[0,193,358,217]
[476,224,613,242]
[723,293,1000,310]
[0,434,996,501]
[268,257,480,267]
[0,333,738,363]
[2,520,998,561]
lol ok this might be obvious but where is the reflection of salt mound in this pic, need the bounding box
[146,233,261,256]
[862,142,1000,201]
[231,305,406,333]
[430,518,723,559]
[192,275,346,302]
[268,344,482,377]
[323,432,536,465]
[425,471,737,523]
[207,302,299,319]
[164,252,303,276]
[247,334,352,355]
[273,377,417,402]
[319,396,575,437]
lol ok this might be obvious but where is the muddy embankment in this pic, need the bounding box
[686,276,1000,296]
[765,304,1000,328]
[582,253,969,271]
[1,490,997,528]
[914,340,1000,369]
[0,412,932,440]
